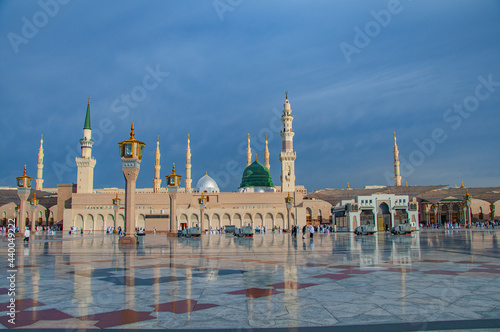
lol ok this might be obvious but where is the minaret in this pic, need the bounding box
[153,135,161,193]
[185,134,192,193]
[36,134,44,190]
[246,133,252,167]
[393,131,402,186]
[75,97,97,193]
[264,134,270,170]
[279,92,296,193]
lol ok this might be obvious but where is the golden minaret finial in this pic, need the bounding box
[405,181,408,187]
[23,165,27,175]
[388,188,391,194]
[346,182,350,189]
[285,91,288,100]
[460,181,464,188]
[255,154,258,162]
[115,192,119,200]
[88,96,90,104]
[172,163,176,173]
[33,192,36,200]
[130,122,135,138]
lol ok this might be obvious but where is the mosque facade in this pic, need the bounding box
[59,94,332,232]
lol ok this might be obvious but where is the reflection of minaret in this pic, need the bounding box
[279,92,296,193]
[393,132,402,186]
[185,134,192,193]
[246,133,252,167]
[36,134,44,190]
[75,97,96,193]
[264,134,270,170]
[153,136,161,193]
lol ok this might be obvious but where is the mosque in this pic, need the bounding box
[1,94,499,233]
[3,94,331,233]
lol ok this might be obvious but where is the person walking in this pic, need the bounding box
[309,225,315,239]
[23,227,30,243]
[302,225,307,239]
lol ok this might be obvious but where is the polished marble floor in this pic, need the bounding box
[1,229,500,331]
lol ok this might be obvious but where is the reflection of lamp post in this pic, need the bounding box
[285,193,293,231]
[431,204,437,224]
[198,193,207,233]
[166,164,182,236]
[112,192,121,232]
[464,189,472,228]
[118,123,146,244]
[30,192,39,233]
[16,165,32,237]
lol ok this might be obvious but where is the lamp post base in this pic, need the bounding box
[118,236,137,245]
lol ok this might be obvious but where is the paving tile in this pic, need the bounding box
[226,288,284,298]
[337,268,376,275]
[78,309,155,329]
[0,308,73,328]
[150,299,219,313]
[268,281,318,289]
[0,298,44,311]
[422,270,461,275]
[312,274,354,280]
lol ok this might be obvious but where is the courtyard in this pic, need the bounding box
[1,229,500,331]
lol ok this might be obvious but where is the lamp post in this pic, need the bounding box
[490,203,496,222]
[112,192,121,233]
[14,206,19,228]
[464,189,472,228]
[15,166,32,237]
[285,193,293,232]
[198,193,207,233]
[166,164,182,236]
[30,192,39,233]
[118,123,145,244]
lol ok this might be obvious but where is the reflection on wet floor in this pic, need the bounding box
[1,230,500,330]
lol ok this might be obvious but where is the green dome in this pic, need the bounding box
[239,160,274,188]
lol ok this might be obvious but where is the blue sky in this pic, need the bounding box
[1,0,500,192]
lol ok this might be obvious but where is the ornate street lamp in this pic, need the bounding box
[118,123,145,244]
[112,192,121,233]
[166,163,182,235]
[15,165,32,236]
[30,192,39,233]
[198,192,208,233]
[285,193,294,231]
[463,189,472,228]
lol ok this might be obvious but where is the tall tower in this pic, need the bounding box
[75,97,96,193]
[36,134,44,190]
[185,134,192,193]
[264,134,270,170]
[393,132,402,186]
[279,92,296,193]
[153,135,161,193]
[246,133,252,167]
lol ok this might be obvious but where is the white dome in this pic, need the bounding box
[195,174,220,193]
